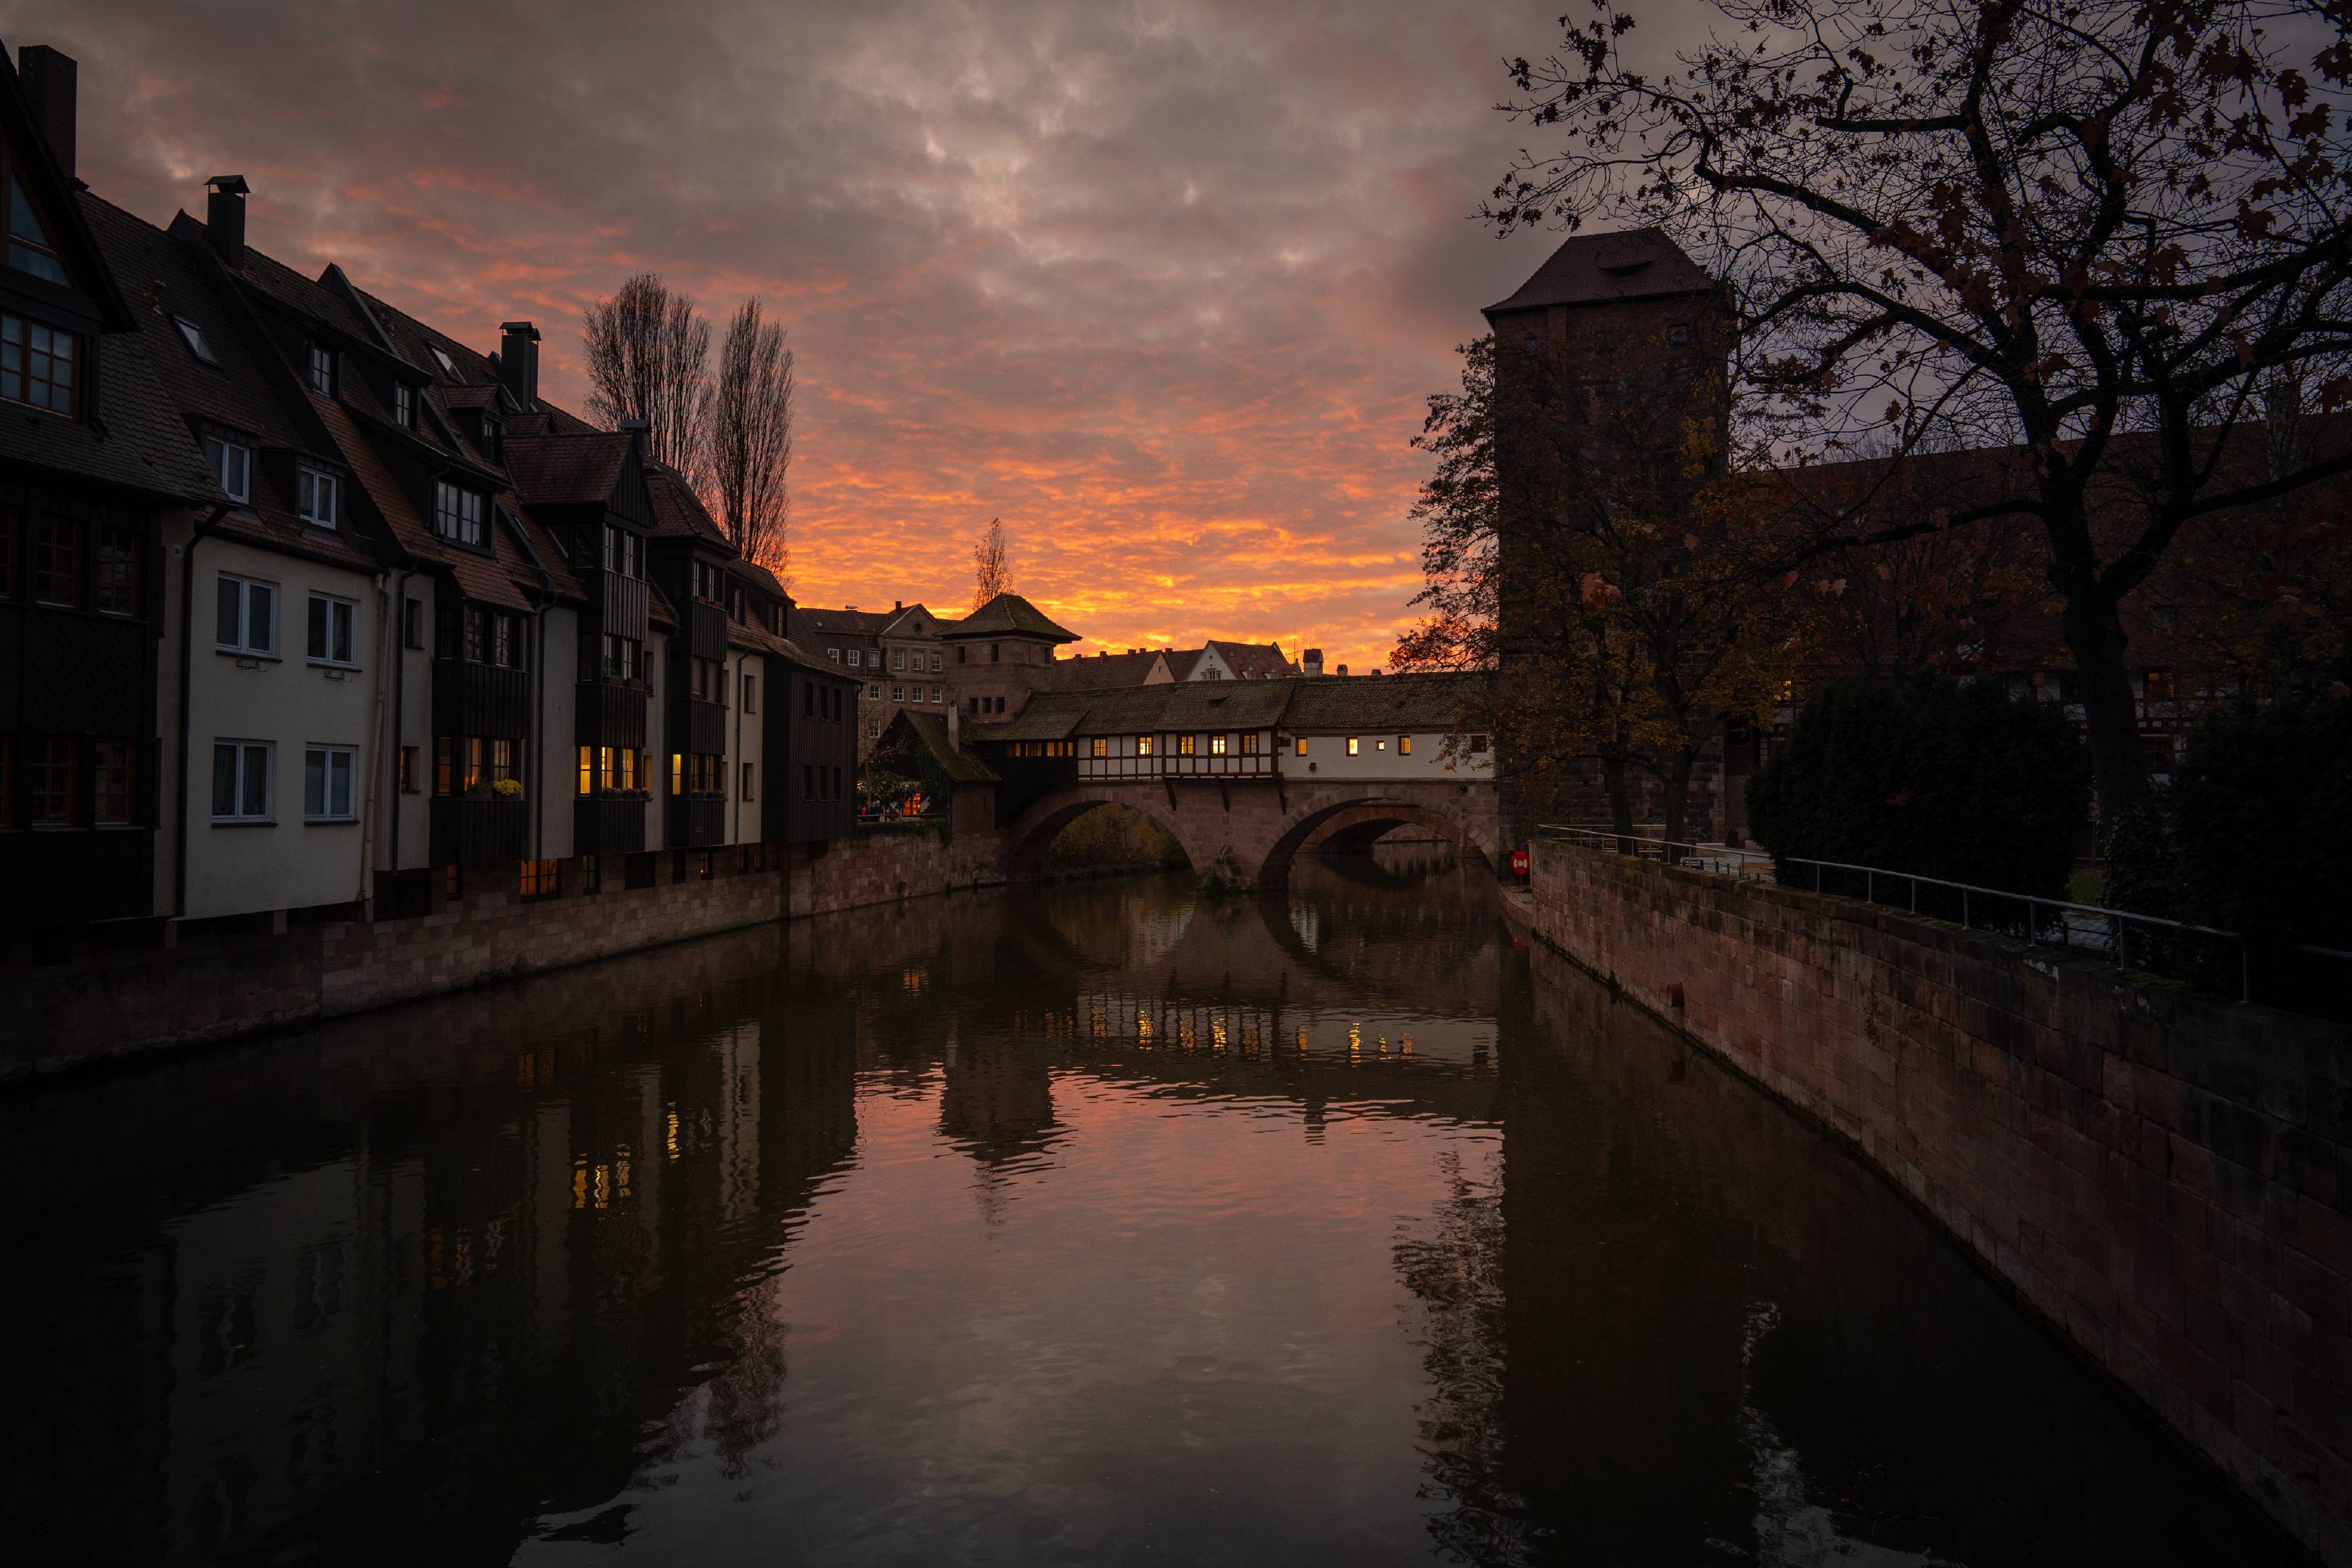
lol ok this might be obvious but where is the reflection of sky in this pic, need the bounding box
[15,0,1717,671]
[520,1074,1506,1564]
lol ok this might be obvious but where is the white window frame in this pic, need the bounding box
[306,340,335,394]
[203,433,251,502]
[303,744,357,822]
[216,572,278,656]
[394,383,415,428]
[211,740,274,823]
[175,317,219,366]
[433,481,485,547]
[828,647,841,662]
[307,592,359,667]
[296,465,338,528]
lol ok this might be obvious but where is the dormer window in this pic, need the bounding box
[175,317,221,367]
[5,174,65,285]
[296,465,340,528]
[480,412,502,462]
[306,341,336,396]
[201,431,252,502]
[394,383,415,428]
[433,481,486,547]
[1,311,76,415]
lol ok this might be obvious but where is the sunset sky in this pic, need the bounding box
[21,0,1675,669]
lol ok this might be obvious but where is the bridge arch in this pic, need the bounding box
[1005,790,1198,881]
[1259,793,1498,886]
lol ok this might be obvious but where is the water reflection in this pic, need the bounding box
[0,845,2292,1565]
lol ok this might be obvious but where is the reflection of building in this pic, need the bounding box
[4,928,858,1563]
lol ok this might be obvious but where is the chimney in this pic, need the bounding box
[894,600,902,611]
[947,703,962,752]
[17,46,75,180]
[620,417,650,458]
[205,175,249,266]
[1336,663,1349,677]
[497,321,540,408]
[1302,648,1324,677]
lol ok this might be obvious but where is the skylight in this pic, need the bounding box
[430,344,456,376]
[174,317,220,366]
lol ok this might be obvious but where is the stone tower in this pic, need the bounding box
[1479,229,1733,845]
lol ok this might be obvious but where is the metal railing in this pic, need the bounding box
[1538,824,2255,1002]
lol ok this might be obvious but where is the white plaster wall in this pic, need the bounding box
[1279,730,1495,785]
[185,538,383,918]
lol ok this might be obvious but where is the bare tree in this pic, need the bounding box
[1488,0,2352,835]
[582,274,711,477]
[707,298,796,575]
[972,518,1012,607]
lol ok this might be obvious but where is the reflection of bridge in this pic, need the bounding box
[966,674,1503,887]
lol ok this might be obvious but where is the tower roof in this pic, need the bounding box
[1484,227,1715,317]
[944,592,1079,642]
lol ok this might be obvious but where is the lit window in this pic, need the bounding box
[1376,739,1386,751]
[203,433,252,502]
[1209,733,1228,755]
[1347,737,1360,756]
[307,593,358,666]
[1398,735,1411,755]
[175,317,220,365]
[6,174,66,285]
[1294,737,1307,756]
[1,311,77,415]
[296,465,338,528]
[433,481,485,546]
[1091,737,1107,758]
[518,858,560,899]
[1177,734,1197,756]
[211,740,272,822]
[1241,732,1259,754]
[306,340,335,394]
[216,572,277,656]
[1137,735,1154,757]
[303,745,356,820]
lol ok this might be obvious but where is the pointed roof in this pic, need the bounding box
[944,592,1079,642]
[1036,650,1171,691]
[1484,227,1715,317]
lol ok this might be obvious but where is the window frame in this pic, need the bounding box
[174,316,221,366]
[211,740,274,824]
[28,735,79,828]
[433,480,487,548]
[306,592,360,667]
[94,526,141,618]
[0,310,78,417]
[303,744,358,822]
[215,572,279,657]
[91,739,137,826]
[29,514,79,608]
[306,340,337,396]
[5,166,68,285]
[295,464,340,529]
[202,432,253,503]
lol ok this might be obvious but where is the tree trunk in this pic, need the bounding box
[1660,746,1695,849]
[2059,590,2150,825]
[1602,751,1636,852]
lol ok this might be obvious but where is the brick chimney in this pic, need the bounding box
[17,46,75,180]
[497,321,539,408]
[205,175,248,266]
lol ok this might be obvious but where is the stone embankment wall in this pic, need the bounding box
[4,826,1000,1083]
[1522,840,2352,1567]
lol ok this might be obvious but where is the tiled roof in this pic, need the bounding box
[1206,640,1295,679]
[1281,671,1487,730]
[793,606,895,637]
[232,245,374,340]
[947,591,1079,641]
[1485,228,1715,315]
[984,671,1486,740]
[1163,648,1204,680]
[1036,650,1169,691]
[895,711,1000,783]
[732,560,789,599]
[505,431,630,508]
[641,461,729,545]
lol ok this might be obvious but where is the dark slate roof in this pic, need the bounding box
[232,244,375,340]
[4,195,224,506]
[641,460,729,544]
[793,605,895,638]
[1163,648,1205,680]
[1485,228,1715,315]
[1206,640,1295,679]
[1035,650,1169,691]
[732,560,789,600]
[894,711,1000,783]
[1281,671,1488,730]
[505,431,630,508]
[944,591,1078,642]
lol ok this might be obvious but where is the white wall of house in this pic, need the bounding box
[727,647,765,844]
[532,604,579,862]
[385,573,435,873]
[1279,730,1495,783]
[185,538,383,918]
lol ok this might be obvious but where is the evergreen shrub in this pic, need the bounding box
[1745,676,2089,905]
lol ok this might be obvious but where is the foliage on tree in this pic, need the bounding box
[708,298,796,578]
[2171,690,2352,1013]
[1746,677,2091,902]
[582,273,711,477]
[1487,0,2352,853]
[1394,333,1811,844]
[973,517,1013,608]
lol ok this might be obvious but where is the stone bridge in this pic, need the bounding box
[945,670,1503,889]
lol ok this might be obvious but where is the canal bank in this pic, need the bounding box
[1514,838,2352,1566]
[2,825,1005,1083]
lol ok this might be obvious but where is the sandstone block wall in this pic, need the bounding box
[3,827,1008,1082]
[1524,840,2352,1565]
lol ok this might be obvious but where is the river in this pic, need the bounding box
[0,849,2293,1565]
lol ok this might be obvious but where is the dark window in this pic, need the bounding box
[202,433,251,502]
[307,595,357,665]
[0,504,15,598]
[216,574,276,655]
[492,612,519,669]
[91,740,135,825]
[306,340,335,395]
[211,741,271,821]
[30,736,78,826]
[95,527,140,616]
[463,607,487,663]
[394,383,415,428]
[399,745,420,793]
[296,466,338,528]
[1667,324,1691,345]
[31,516,78,607]
[0,312,77,416]
[579,854,601,894]
[7,173,68,285]
[433,482,486,547]
[403,598,424,649]
[742,761,754,800]
[176,317,220,365]
[434,737,453,795]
